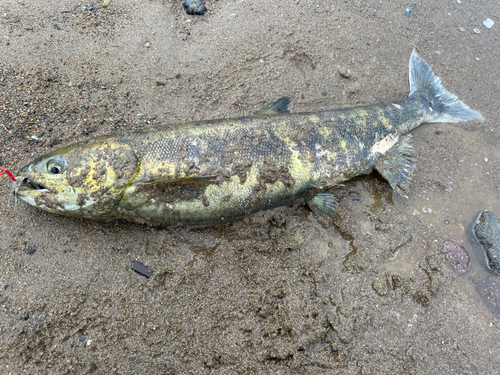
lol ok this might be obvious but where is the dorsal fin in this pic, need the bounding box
[257,97,291,115]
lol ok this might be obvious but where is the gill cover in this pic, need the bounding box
[16,139,138,219]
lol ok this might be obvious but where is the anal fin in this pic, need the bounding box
[307,193,336,217]
[374,134,416,197]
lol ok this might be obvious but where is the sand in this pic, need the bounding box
[1,0,499,373]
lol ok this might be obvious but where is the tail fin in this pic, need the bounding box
[408,48,484,123]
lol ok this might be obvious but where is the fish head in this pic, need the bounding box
[15,138,138,218]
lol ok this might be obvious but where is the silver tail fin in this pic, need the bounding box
[408,48,484,123]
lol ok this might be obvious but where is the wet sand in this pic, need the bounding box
[1,0,499,373]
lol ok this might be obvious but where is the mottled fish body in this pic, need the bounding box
[15,50,483,225]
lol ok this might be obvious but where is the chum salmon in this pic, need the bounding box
[14,49,483,225]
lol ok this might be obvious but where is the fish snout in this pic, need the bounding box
[15,176,49,192]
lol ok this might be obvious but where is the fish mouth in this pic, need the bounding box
[18,177,50,193]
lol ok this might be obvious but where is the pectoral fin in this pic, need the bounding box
[374,134,416,197]
[307,193,336,217]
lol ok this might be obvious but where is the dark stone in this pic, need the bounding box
[131,260,152,278]
[474,210,500,275]
[183,0,206,15]
[25,245,37,255]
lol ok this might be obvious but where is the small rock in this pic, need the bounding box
[337,67,351,79]
[460,27,465,32]
[474,210,500,275]
[183,0,206,15]
[131,260,152,278]
[25,244,37,255]
[483,18,494,29]
[440,239,470,274]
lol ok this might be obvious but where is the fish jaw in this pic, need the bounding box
[15,170,77,214]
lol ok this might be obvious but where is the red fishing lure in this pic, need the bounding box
[0,167,16,182]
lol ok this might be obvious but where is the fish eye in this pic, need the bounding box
[46,156,66,175]
[49,165,61,174]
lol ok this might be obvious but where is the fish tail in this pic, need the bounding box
[408,48,484,123]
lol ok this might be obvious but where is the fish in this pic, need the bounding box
[14,49,483,226]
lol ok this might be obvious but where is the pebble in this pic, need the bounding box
[131,260,152,278]
[404,7,413,18]
[483,18,494,29]
[337,67,352,79]
[183,0,206,15]
[25,244,37,255]
[473,211,500,275]
[440,239,471,274]
[460,27,465,32]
